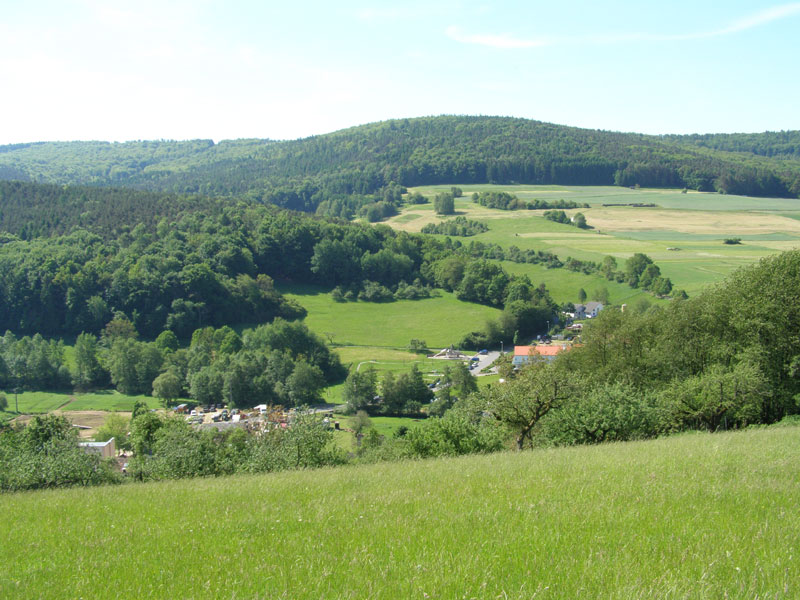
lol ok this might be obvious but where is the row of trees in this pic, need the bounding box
[420,216,488,237]
[1,317,345,409]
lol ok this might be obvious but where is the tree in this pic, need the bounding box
[131,400,149,420]
[287,360,325,406]
[600,256,618,280]
[578,288,587,303]
[485,361,573,450]
[72,333,105,391]
[625,253,653,288]
[0,393,7,412]
[592,286,610,304]
[351,410,373,435]
[639,264,661,290]
[94,413,131,452]
[381,365,432,415]
[433,192,455,215]
[129,410,164,457]
[155,330,180,353]
[342,367,377,413]
[107,338,140,395]
[572,212,588,229]
[152,371,183,408]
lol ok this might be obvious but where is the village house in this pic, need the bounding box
[574,301,604,319]
[512,345,569,367]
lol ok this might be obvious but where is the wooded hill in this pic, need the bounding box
[2,117,800,213]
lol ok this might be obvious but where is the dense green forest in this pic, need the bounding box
[2,117,800,213]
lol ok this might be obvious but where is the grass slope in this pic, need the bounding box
[1,426,797,598]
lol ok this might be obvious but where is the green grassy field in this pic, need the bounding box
[0,392,69,419]
[278,284,500,348]
[412,183,800,211]
[1,425,796,598]
[0,390,160,423]
[390,185,800,298]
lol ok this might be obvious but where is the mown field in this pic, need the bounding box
[0,391,161,426]
[1,425,796,599]
[391,185,800,298]
[278,284,500,348]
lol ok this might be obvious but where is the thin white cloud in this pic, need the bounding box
[445,25,548,49]
[447,2,800,49]
[717,2,800,35]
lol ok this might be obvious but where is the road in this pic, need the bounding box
[469,350,501,376]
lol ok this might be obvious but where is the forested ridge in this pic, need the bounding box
[2,117,800,213]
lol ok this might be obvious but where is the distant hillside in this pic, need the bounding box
[0,180,218,239]
[1,116,800,211]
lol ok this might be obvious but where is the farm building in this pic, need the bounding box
[79,438,116,458]
[512,345,569,366]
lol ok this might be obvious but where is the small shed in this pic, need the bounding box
[79,437,116,459]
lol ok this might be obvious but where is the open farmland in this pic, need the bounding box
[390,185,800,298]
[1,425,796,599]
[277,284,500,349]
[0,391,161,432]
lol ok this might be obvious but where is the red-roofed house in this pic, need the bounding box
[512,344,568,366]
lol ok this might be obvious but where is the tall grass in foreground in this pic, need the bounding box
[1,426,797,599]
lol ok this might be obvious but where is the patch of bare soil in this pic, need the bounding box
[54,410,132,439]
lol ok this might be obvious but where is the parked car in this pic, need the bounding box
[479,349,488,355]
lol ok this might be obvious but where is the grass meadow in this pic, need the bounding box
[278,284,500,349]
[391,185,800,298]
[0,391,161,424]
[1,425,797,598]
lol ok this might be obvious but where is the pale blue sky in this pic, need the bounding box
[1,0,799,143]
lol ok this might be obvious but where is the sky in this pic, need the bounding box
[1,0,799,144]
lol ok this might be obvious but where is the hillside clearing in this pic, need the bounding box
[278,284,501,348]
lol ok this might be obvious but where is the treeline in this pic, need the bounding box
[542,210,589,229]
[439,239,674,298]
[421,216,488,236]
[665,130,800,159]
[1,318,344,407]
[2,117,799,212]
[472,191,588,211]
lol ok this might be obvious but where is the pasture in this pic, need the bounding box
[0,390,160,427]
[1,425,796,598]
[391,185,800,297]
[278,284,500,348]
